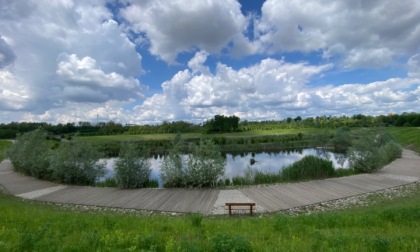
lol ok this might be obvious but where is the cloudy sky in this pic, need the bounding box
[1,0,419,124]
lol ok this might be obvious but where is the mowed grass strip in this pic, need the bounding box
[0,140,12,162]
[0,185,419,251]
[387,127,420,154]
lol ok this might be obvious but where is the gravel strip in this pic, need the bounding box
[280,182,419,216]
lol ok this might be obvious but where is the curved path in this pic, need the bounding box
[0,150,419,215]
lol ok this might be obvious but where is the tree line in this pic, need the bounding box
[1,112,419,139]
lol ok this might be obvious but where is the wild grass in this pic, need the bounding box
[0,140,12,162]
[0,184,419,251]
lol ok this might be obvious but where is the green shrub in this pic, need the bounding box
[281,155,335,182]
[6,129,51,179]
[49,139,105,185]
[114,141,151,189]
[186,139,226,187]
[349,129,402,173]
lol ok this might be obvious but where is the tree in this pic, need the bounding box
[114,141,151,189]
[49,139,105,185]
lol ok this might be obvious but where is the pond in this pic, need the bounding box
[101,148,349,187]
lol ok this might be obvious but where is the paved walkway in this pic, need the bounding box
[0,149,419,215]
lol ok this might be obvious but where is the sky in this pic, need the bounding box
[0,0,419,125]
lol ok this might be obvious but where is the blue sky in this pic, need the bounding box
[0,0,419,124]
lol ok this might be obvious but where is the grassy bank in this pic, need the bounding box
[0,184,419,251]
[387,127,420,154]
[0,140,12,161]
[80,128,331,157]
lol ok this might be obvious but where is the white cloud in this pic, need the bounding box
[0,0,145,115]
[255,0,420,68]
[121,0,251,63]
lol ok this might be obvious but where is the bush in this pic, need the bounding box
[114,141,151,189]
[186,139,226,187]
[281,155,335,182]
[349,129,402,173]
[6,129,51,179]
[49,140,105,185]
[161,138,226,188]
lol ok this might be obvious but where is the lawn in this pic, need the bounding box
[387,127,420,154]
[0,184,419,251]
[0,140,12,162]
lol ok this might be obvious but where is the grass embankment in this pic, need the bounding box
[0,185,419,251]
[387,127,420,154]
[80,128,330,157]
[0,140,12,162]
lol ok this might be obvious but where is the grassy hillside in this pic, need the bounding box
[387,127,420,154]
[0,140,12,161]
[0,184,419,251]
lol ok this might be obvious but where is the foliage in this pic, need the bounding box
[186,139,226,187]
[49,139,105,185]
[6,129,51,179]
[160,137,186,188]
[204,114,240,133]
[331,126,352,152]
[161,138,226,188]
[114,141,151,189]
[281,155,336,182]
[0,140,12,162]
[348,129,402,173]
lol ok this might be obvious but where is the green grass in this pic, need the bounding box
[80,128,322,141]
[387,127,420,154]
[0,185,419,251]
[0,140,12,162]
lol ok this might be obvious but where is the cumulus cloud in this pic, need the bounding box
[134,56,333,122]
[255,0,420,68]
[120,0,252,63]
[0,0,145,115]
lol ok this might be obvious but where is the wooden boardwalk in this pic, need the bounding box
[0,150,419,214]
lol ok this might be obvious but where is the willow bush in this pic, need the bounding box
[6,129,51,179]
[49,139,105,185]
[114,141,151,189]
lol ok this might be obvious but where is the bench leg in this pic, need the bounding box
[250,206,253,217]
[228,205,232,216]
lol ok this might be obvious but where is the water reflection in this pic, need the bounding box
[102,148,348,187]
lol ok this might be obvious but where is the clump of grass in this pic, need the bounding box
[281,155,335,182]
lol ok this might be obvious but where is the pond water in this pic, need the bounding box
[101,148,349,187]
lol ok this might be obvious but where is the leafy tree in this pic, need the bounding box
[114,141,151,189]
[49,139,105,185]
[6,129,51,179]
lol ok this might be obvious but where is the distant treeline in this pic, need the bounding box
[0,112,419,139]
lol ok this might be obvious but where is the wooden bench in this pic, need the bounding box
[225,203,256,216]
